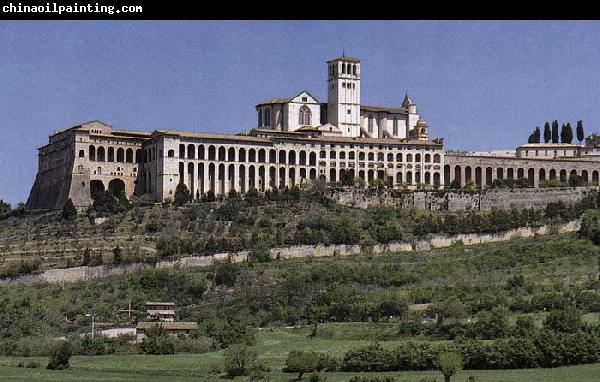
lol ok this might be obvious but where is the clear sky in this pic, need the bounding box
[1,21,600,204]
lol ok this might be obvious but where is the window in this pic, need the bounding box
[302,97,307,102]
[393,117,398,136]
[79,150,85,158]
[368,116,373,133]
[264,108,271,127]
[258,109,262,126]
[347,109,351,114]
[299,105,311,126]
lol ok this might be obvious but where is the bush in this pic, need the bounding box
[544,306,584,333]
[349,377,396,382]
[173,337,214,353]
[138,326,175,355]
[285,351,319,378]
[223,344,257,377]
[47,341,72,370]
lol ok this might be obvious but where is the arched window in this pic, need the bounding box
[126,148,133,163]
[79,149,85,158]
[433,154,441,163]
[368,115,374,133]
[264,108,271,127]
[97,146,106,162]
[299,105,311,126]
[353,64,357,75]
[258,109,263,126]
[89,145,96,161]
[116,148,124,162]
[168,150,174,157]
[342,63,346,74]
[108,147,115,162]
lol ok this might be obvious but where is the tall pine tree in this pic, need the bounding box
[576,120,584,143]
[551,120,559,143]
[544,122,551,143]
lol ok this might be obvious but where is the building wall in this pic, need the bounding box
[444,153,600,188]
[154,134,444,201]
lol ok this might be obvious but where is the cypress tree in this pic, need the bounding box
[551,120,559,143]
[534,127,541,143]
[544,122,551,143]
[562,122,573,144]
[61,198,77,221]
[576,120,585,143]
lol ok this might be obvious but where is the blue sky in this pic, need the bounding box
[1,21,600,204]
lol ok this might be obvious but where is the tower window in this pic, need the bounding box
[299,105,312,126]
[302,97,307,102]
[264,108,271,127]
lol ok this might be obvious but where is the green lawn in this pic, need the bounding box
[1,326,599,382]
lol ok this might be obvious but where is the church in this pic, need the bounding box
[26,55,599,210]
[254,55,428,141]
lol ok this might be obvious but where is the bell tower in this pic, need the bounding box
[327,55,361,137]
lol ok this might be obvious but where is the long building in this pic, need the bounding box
[26,55,600,209]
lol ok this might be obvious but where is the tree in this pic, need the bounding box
[529,127,541,143]
[438,351,462,382]
[61,198,77,221]
[47,341,72,370]
[0,199,11,215]
[223,344,257,377]
[285,351,319,379]
[174,183,191,206]
[586,133,600,146]
[561,123,573,144]
[112,245,123,265]
[580,209,600,244]
[544,122,551,143]
[576,120,585,143]
[82,247,91,266]
[552,120,559,143]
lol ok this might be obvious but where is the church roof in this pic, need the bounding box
[256,97,291,106]
[402,93,415,107]
[327,55,361,63]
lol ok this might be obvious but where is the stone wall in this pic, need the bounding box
[331,187,598,211]
[0,220,580,286]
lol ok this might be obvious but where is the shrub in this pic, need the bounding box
[285,351,319,379]
[173,337,214,353]
[47,341,72,370]
[138,326,175,355]
[223,344,257,377]
[544,306,584,333]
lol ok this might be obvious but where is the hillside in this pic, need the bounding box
[0,187,597,278]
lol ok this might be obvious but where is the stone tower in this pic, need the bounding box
[327,55,361,137]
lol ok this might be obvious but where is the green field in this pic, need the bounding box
[1,326,599,382]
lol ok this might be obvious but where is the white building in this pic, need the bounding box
[255,55,426,141]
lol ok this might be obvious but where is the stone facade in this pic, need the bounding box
[332,187,599,211]
[27,121,148,209]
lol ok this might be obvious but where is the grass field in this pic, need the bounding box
[1,326,599,382]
